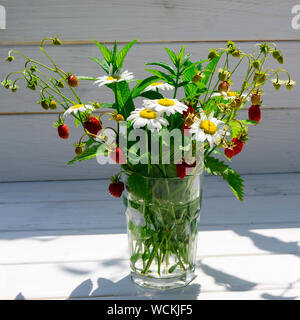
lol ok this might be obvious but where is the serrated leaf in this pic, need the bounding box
[205,155,244,201]
[116,39,138,69]
[144,69,175,85]
[90,57,110,73]
[68,144,107,165]
[94,40,112,63]
[127,173,148,199]
[115,81,135,118]
[145,61,176,75]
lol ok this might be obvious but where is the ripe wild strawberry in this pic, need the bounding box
[110,147,126,164]
[176,163,186,179]
[224,138,244,159]
[232,137,244,155]
[182,105,194,118]
[218,81,229,93]
[248,105,261,123]
[224,147,236,159]
[67,75,79,87]
[84,117,102,136]
[109,181,125,198]
[57,124,69,139]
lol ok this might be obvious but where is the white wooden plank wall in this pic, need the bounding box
[0,1,299,181]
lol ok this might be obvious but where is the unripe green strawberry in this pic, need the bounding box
[277,56,284,64]
[272,50,281,59]
[252,60,261,70]
[57,80,65,88]
[40,100,50,110]
[49,100,58,110]
[5,56,15,62]
[208,49,218,60]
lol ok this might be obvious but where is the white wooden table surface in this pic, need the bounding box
[0,173,300,300]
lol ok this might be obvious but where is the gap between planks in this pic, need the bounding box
[1,39,300,47]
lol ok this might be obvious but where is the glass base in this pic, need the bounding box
[131,271,196,290]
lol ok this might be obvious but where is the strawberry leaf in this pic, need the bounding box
[205,155,244,201]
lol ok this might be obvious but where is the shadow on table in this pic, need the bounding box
[67,275,201,300]
[233,228,300,257]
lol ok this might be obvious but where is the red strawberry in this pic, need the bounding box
[84,117,102,136]
[232,137,244,155]
[182,123,191,136]
[110,147,126,164]
[109,181,124,198]
[67,75,79,87]
[176,163,186,179]
[248,105,261,123]
[182,106,195,118]
[224,138,244,159]
[57,124,69,139]
[224,148,236,159]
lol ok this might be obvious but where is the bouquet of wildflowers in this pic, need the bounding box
[2,38,294,285]
[2,38,294,200]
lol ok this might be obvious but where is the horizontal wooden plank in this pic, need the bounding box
[0,42,299,113]
[0,174,299,236]
[0,0,298,43]
[1,173,299,204]
[1,253,300,299]
[0,108,299,182]
[1,227,300,265]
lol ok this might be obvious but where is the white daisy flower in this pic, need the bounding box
[94,68,134,87]
[190,112,227,148]
[211,91,250,101]
[64,104,94,117]
[144,82,174,92]
[127,108,169,132]
[143,98,188,116]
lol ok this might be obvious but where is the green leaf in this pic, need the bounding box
[127,173,148,200]
[145,61,176,75]
[90,57,110,73]
[100,102,115,109]
[139,90,164,100]
[116,39,138,69]
[115,81,135,118]
[68,144,105,165]
[168,263,179,274]
[74,117,80,127]
[131,76,160,98]
[205,155,244,201]
[144,69,175,85]
[93,40,112,63]
[177,45,185,64]
[164,47,178,67]
[112,41,118,64]
[85,137,96,148]
[200,55,221,86]
[240,120,258,126]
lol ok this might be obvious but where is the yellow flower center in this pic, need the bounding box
[139,109,157,119]
[150,82,164,86]
[158,99,175,107]
[200,120,217,135]
[227,91,237,97]
[107,76,121,81]
[71,104,84,109]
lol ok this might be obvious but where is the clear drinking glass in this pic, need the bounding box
[123,172,204,290]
